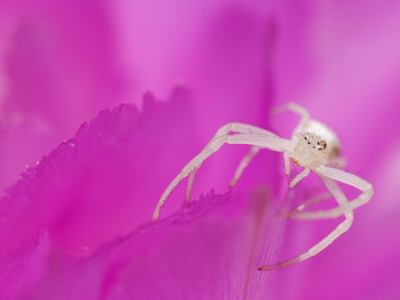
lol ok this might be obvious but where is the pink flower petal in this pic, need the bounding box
[19,191,284,300]
[0,232,50,300]
[0,88,203,257]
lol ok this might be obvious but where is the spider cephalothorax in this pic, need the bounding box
[292,132,330,167]
[153,103,373,270]
[303,134,327,151]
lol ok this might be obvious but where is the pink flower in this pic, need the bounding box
[1,1,400,299]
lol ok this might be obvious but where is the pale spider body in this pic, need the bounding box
[153,103,373,270]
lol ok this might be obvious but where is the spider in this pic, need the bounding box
[152,103,373,270]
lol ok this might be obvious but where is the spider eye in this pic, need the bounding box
[307,142,311,145]
[304,136,307,140]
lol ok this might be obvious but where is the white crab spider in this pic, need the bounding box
[153,103,373,270]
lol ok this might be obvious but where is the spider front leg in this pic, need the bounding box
[185,123,280,202]
[286,158,347,218]
[185,167,199,202]
[259,176,353,270]
[289,167,310,188]
[153,132,287,220]
[288,166,373,220]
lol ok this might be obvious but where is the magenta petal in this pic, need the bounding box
[19,191,283,300]
[0,88,203,256]
[0,232,50,300]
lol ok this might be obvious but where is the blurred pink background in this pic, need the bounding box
[1,0,400,299]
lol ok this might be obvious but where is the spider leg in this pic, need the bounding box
[214,122,278,137]
[153,133,287,220]
[229,146,261,188]
[289,166,373,219]
[296,157,347,203]
[259,176,353,270]
[284,151,291,175]
[289,157,346,208]
[184,123,279,202]
[272,102,310,134]
[285,191,332,218]
[289,167,310,188]
[185,167,199,202]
